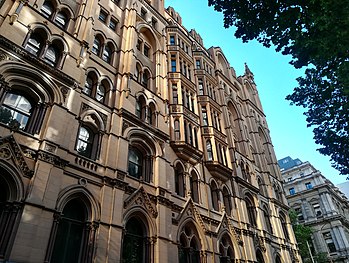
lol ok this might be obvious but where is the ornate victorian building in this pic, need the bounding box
[0,0,300,262]
[280,157,349,263]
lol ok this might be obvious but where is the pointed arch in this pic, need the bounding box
[174,160,185,197]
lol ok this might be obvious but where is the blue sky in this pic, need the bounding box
[166,0,347,185]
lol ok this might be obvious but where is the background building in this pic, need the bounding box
[337,181,349,199]
[280,157,349,263]
[0,0,300,262]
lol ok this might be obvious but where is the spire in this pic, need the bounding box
[244,62,254,81]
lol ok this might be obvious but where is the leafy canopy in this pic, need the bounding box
[208,0,349,176]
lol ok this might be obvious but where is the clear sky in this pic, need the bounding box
[166,0,347,185]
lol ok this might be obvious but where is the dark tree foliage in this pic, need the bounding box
[208,0,349,176]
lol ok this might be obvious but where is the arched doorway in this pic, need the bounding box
[219,234,234,263]
[51,198,88,263]
[121,217,150,263]
[0,168,23,260]
[178,222,201,263]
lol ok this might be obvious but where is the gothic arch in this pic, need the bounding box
[80,109,105,131]
[56,185,101,221]
[136,24,161,52]
[216,231,238,262]
[177,218,207,251]
[122,206,157,238]
[125,128,161,156]
[0,161,25,202]
[0,62,62,104]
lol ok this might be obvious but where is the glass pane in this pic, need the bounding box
[83,77,93,95]
[96,85,105,102]
[92,38,101,55]
[41,1,53,18]
[76,126,93,158]
[102,46,111,63]
[44,46,58,66]
[25,34,43,55]
[55,12,67,28]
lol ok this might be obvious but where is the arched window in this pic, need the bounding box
[211,181,219,211]
[206,140,213,161]
[193,128,198,148]
[135,64,141,83]
[102,43,113,64]
[128,147,143,179]
[0,92,32,131]
[184,121,188,143]
[50,199,87,263]
[41,0,54,18]
[44,45,59,66]
[76,125,97,159]
[256,249,265,263]
[83,74,95,96]
[96,83,106,103]
[188,124,193,145]
[92,36,102,56]
[136,96,146,120]
[54,10,69,29]
[25,31,46,56]
[174,163,185,197]
[174,119,180,140]
[263,205,273,234]
[219,234,234,263]
[44,40,64,67]
[190,171,199,203]
[142,70,150,88]
[122,217,150,263]
[258,177,266,196]
[127,142,153,182]
[178,223,201,263]
[148,103,156,126]
[24,29,65,68]
[245,194,256,226]
[280,212,289,240]
[223,187,231,215]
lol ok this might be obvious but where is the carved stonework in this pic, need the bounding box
[0,50,8,61]
[176,199,207,233]
[60,87,69,102]
[0,135,33,178]
[122,120,134,134]
[38,151,69,168]
[44,143,57,154]
[254,233,266,252]
[0,146,11,159]
[124,186,158,218]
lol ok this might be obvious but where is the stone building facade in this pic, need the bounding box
[0,0,300,262]
[280,157,349,263]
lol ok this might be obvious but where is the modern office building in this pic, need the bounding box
[0,1,300,262]
[280,157,349,263]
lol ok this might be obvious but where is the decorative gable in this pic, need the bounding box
[124,186,158,218]
[175,198,207,233]
[216,212,243,245]
[0,135,33,178]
